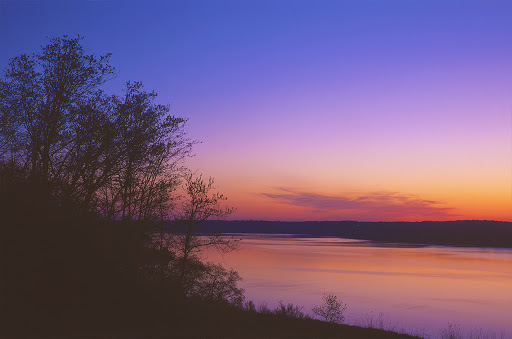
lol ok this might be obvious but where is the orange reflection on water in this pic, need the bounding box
[204,235,512,336]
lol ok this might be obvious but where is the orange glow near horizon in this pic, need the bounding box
[185,118,512,222]
[193,167,512,221]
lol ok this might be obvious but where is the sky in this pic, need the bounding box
[1,0,511,221]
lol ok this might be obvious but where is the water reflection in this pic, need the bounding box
[204,234,512,337]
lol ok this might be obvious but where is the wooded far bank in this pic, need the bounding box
[201,220,512,248]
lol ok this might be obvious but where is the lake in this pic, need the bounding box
[204,234,512,338]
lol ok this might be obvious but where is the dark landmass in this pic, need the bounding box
[1,182,415,339]
[7,299,418,338]
[204,220,512,248]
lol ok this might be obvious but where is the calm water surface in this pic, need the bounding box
[204,234,512,338]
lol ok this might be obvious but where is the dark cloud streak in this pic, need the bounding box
[261,188,455,219]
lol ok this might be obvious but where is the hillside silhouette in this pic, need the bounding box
[1,181,418,338]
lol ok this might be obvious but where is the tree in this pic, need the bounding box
[95,81,192,222]
[162,172,238,294]
[0,36,114,185]
[189,262,244,306]
[0,37,244,330]
[140,172,242,305]
[312,294,347,324]
[0,36,193,219]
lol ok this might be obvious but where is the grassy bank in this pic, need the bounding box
[6,298,418,338]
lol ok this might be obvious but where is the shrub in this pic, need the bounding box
[312,294,347,324]
[274,300,309,319]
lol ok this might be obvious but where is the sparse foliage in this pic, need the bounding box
[312,294,347,324]
[1,36,244,313]
[0,36,193,219]
[96,81,192,222]
[0,35,114,185]
[170,172,238,291]
[274,300,309,319]
[440,322,463,339]
[244,300,256,312]
[189,262,244,306]
[257,302,272,314]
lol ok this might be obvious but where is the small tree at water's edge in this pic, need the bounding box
[312,294,347,324]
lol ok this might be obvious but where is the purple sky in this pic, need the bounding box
[1,0,511,221]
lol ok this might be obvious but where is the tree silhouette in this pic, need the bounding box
[0,36,193,219]
[0,36,114,184]
[0,36,243,335]
[160,172,239,294]
[312,294,347,324]
[96,81,192,222]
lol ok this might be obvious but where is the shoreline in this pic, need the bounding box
[196,220,512,249]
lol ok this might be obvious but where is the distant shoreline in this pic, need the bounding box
[199,220,512,249]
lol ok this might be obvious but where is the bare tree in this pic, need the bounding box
[0,36,193,219]
[0,36,114,186]
[189,262,244,306]
[312,294,348,324]
[170,172,238,293]
[96,82,192,222]
[1,36,243,310]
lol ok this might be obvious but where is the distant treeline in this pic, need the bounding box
[202,220,512,248]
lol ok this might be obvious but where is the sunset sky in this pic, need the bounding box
[1,0,511,221]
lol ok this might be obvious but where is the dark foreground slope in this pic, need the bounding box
[205,220,512,248]
[8,299,418,339]
[1,181,414,339]
[116,303,418,339]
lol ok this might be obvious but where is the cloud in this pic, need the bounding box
[261,188,455,220]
